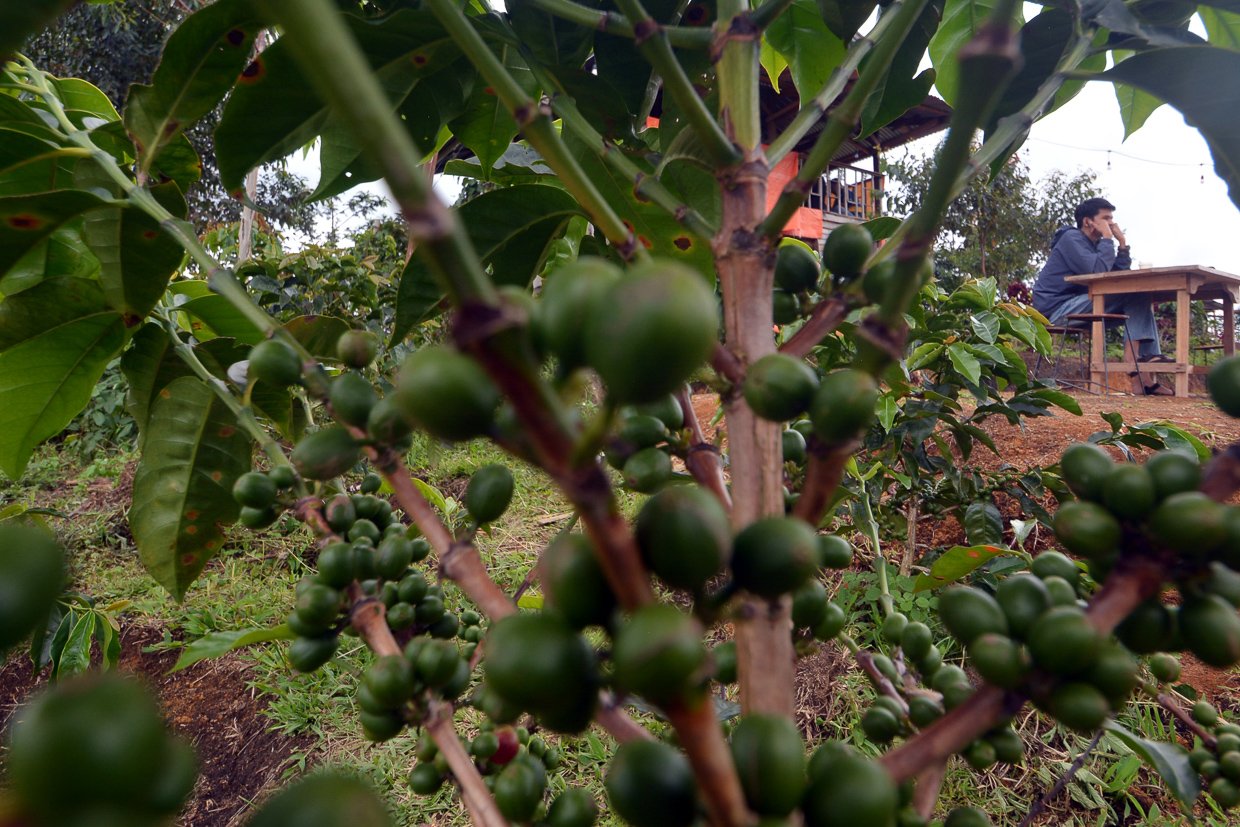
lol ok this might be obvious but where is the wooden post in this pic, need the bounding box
[1091,293,1105,394]
[1225,291,1235,358]
[1177,288,1190,397]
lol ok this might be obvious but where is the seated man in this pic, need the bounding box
[1032,197,1172,395]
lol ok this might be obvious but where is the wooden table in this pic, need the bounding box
[1063,265,1240,397]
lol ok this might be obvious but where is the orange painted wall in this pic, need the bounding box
[767,153,822,244]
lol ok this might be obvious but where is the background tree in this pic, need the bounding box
[25,0,330,233]
[885,147,1099,293]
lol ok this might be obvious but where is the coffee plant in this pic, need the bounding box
[3,0,1240,825]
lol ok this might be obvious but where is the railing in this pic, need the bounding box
[804,163,883,220]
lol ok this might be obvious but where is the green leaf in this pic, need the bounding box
[0,190,110,280]
[1201,6,1240,50]
[970,310,1000,343]
[1096,47,1240,210]
[54,611,93,680]
[984,8,1076,135]
[946,342,982,386]
[89,121,202,195]
[1028,387,1083,415]
[0,276,108,352]
[448,44,537,177]
[171,625,294,673]
[216,9,457,192]
[1147,422,1210,461]
[760,35,791,91]
[309,59,433,201]
[907,342,945,371]
[196,337,301,440]
[413,478,449,514]
[517,593,545,609]
[508,0,598,69]
[860,0,943,136]
[0,310,125,479]
[124,0,267,177]
[129,376,252,599]
[929,0,1004,105]
[861,215,902,241]
[28,601,60,673]
[766,0,846,99]
[97,613,121,670]
[393,184,586,341]
[1081,0,1204,48]
[177,295,265,344]
[1114,82,1164,138]
[590,0,678,116]
[876,393,899,431]
[0,0,75,59]
[547,69,638,144]
[914,543,1013,591]
[565,130,716,272]
[1102,721,1199,809]
[82,183,187,318]
[964,500,1003,544]
[1111,50,1164,138]
[0,129,83,196]
[121,323,185,441]
[52,78,119,124]
[285,315,350,359]
[815,0,879,40]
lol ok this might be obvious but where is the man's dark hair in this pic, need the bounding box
[1075,197,1116,228]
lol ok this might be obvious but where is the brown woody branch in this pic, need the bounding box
[347,585,506,826]
[666,701,752,827]
[453,302,655,612]
[792,439,857,526]
[779,295,851,359]
[912,760,947,820]
[1156,691,1217,748]
[426,701,509,827]
[374,449,517,622]
[711,342,746,386]
[347,582,402,657]
[597,697,657,742]
[676,386,732,511]
[855,648,910,714]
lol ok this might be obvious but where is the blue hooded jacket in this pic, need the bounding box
[1032,226,1131,317]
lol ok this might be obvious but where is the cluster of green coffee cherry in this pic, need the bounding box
[1054,442,1240,670]
[935,550,1140,732]
[285,476,522,737]
[409,723,596,827]
[472,495,866,733]
[602,395,689,493]
[605,712,993,827]
[1182,696,1240,809]
[770,224,930,327]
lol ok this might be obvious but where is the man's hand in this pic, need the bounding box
[1109,221,1127,246]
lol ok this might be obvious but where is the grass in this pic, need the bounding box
[4,434,1237,827]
